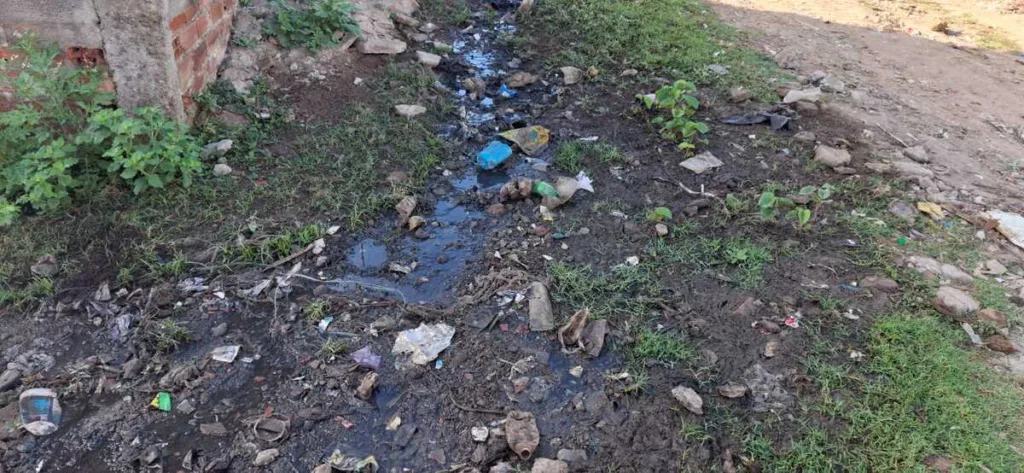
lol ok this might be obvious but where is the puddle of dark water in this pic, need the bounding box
[346,238,388,270]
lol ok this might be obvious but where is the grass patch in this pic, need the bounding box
[527,0,786,99]
[632,329,695,366]
[546,261,659,319]
[554,141,625,174]
[647,234,773,289]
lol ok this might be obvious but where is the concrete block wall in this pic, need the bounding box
[0,0,240,121]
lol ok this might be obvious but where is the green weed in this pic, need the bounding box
[264,0,360,51]
[632,329,695,366]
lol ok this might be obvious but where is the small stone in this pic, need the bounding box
[793,131,816,142]
[783,87,822,104]
[408,215,426,231]
[0,369,21,392]
[864,161,892,174]
[888,200,917,221]
[568,365,583,377]
[982,259,1007,276]
[860,276,899,293]
[414,229,430,239]
[985,335,1017,354]
[728,86,752,103]
[891,160,934,178]
[932,286,979,320]
[619,68,638,76]
[763,340,779,358]
[30,255,59,277]
[794,101,819,116]
[531,458,569,473]
[707,64,728,75]
[486,203,506,216]
[357,37,407,55]
[556,449,588,463]
[213,163,232,176]
[177,399,196,415]
[428,448,446,464]
[655,223,669,236]
[392,11,419,27]
[471,426,489,442]
[416,50,442,67]
[733,297,759,317]
[419,22,438,33]
[394,424,416,448]
[210,323,228,337]
[820,75,845,93]
[200,422,228,436]
[506,71,538,88]
[395,104,427,117]
[671,385,703,415]
[977,308,1008,329]
[813,145,851,168]
[903,145,930,163]
[717,383,748,398]
[560,66,584,85]
[201,139,233,159]
[356,372,379,400]
[121,358,143,379]
[809,70,828,83]
[253,448,279,466]
[315,256,329,267]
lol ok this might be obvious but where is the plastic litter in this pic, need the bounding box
[321,451,379,472]
[210,345,241,363]
[558,308,589,352]
[500,84,517,98]
[679,151,723,174]
[351,346,381,370]
[528,282,555,331]
[505,410,540,459]
[481,97,494,108]
[984,210,1024,250]
[150,392,172,412]
[318,316,334,333]
[477,141,514,170]
[500,126,550,156]
[392,323,455,365]
[532,181,558,198]
[19,388,62,436]
[253,415,290,442]
[721,111,791,131]
[917,201,944,220]
[541,172,595,209]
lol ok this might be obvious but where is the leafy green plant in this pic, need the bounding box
[638,80,710,151]
[646,206,673,222]
[759,184,833,229]
[0,37,201,223]
[266,0,360,52]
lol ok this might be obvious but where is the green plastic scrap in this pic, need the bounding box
[532,181,558,198]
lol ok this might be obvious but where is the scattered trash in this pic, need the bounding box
[434,359,443,369]
[539,172,595,209]
[320,451,379,472]
[961,322,983,346]
[210,345,241,363]
[671,385,704,415]
[499,83,517,98]
[505,410,540,459]
[19,388,62,436]
[506,71,538,88]
[94,281,112,301]
[528,282,555,331]
[721,111,791,131]
[351,346,381,370]
[625,256,640,266]
[784,316,800,328]
[679,151,723,174]
[392,323,456,365]
[917,201,944,220]
[471,425,489,442]
[984,210,1024,250]
[849,350,865,360]
[386,416,402,431]
[356,372,379,400]
[242,279,272,298]
[253,415,290,442]
[499,177,534,201]
[533,180,558,198]
[318,316,334,333]
[763,340,779,358]
[582,319,608,357]
[500,126,550,155]
[478,141,514,170]
[558,308,589,352]
[569,366,583,377]
[150,392,172,412]
[394,104,427,118]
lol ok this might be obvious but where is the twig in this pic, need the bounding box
[876,124,910,148]
[289,274,408,304]
[448,392,505,415]
[264,243,314,272]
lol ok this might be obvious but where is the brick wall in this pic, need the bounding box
[0,43,112,112]
[169,0,239,112]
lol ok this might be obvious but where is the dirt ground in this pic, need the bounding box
[1,0,1024,472]
[712,0,1024,207]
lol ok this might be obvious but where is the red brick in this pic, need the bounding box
[177,58,193,89]
[195,12,210,37]
[176,22,200,54]
[0,46,15,60]
[192,41,208,71]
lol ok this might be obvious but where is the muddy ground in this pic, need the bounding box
[1,0,1023,472]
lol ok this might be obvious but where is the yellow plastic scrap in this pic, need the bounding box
[500,126,550,156]
[916,201,944,220]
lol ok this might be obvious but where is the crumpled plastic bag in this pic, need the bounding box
[500,126,550,156]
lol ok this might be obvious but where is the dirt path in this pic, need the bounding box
[713,0,1024,207]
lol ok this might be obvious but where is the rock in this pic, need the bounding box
[733,297,759,317]
[486,203,506,216]
[906,256,973,285]
[407,215,426,230]
[93,282,111,302]
[392,11,418,26]
[30,255,59,278]
[864,161,892,174]
[121,358,143,379]
[923,455,953,472]
[763,340,779,358]
[793,131,816,142]
[743,364,796,412]
[462,77,487,97]
[891,160,934,178]
[528,282,555,331]
[200,422,229,436]
[620,68,638,76]
[210,322,228,337]
[177,399,196,415]
[531,459,569,473]
[671,385,703,415]
[506,71,538,88]
[728,87,752,103]
[860,276,899,293]
[557,449,587,463]
[221,48,259,94]
[253,448,279,466]
[0,369,21,392]
[428,448,446,464]
[986,335,1017,354]
[981,259,1007,276]
[471,426,489,442]
[414,228,430,239]
[395,104,427,117]
[357,37,407,55]
[932,286,979,320]
[888,200,917,221]
[707,64,728,75]
[416,50,441,67]
[755,320,781,333]
[679,151,723,174]
[813,145,851,168]
[794,101,819,116]
[560,66,584,85]
[977,308,1008,329]
[809,70,828,83]
[717,383,748,398]
[903,145,930,163]
[356,372,379,400]
[655,223,669,236]
[201,139,233,159]
[419,22,438,33]
[395,424,417,448]
[213,163,233,176]
[783,87,822,104]
[820,75,845,93]
[505,410,540,459]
